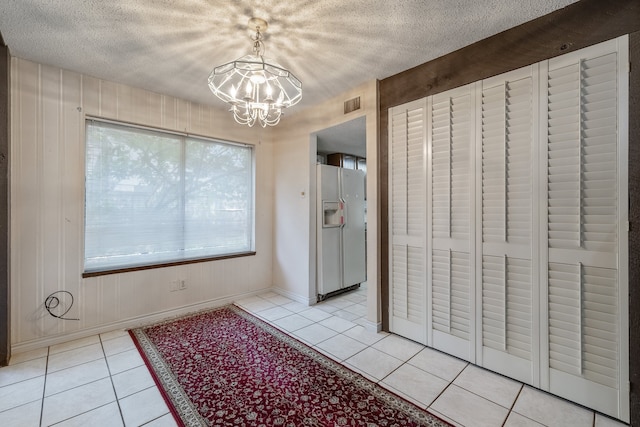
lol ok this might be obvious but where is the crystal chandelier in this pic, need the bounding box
[208,18,302,127]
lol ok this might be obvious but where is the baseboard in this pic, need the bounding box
[360,318,382,333]
[272,287,315,306]
[10,288,273,355]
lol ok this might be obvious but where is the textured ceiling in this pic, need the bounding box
[317,116,367,157]
[0,0,578,114]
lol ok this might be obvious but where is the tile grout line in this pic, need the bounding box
[312,324,370,362]
[139,412,171,426]
[99,334,126,426]
[41,356,107,383]
[437,367,525,419]
[48,402,118,427]
[35,362,122,400]
[501,383,524,427]
[38,346,50,427]
[424,361,470,425]
[47,338,103,357]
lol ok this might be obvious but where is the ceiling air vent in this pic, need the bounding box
[344,97,361,114]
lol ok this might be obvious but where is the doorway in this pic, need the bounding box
[313,116,367,302]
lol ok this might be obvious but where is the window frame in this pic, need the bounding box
[82,117,256,277]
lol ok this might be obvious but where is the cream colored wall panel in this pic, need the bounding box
[160,95,178,130]
[40,65,63,290]
[188,103,212,136]
[184,264,208,297]
[33,64,58,261]
[10,57,274,349]
[231,257,253,295]
[139,88,163,127]
[175,98,190,132]
[82,75,100,116]
[77,276,101,326]
[139,89,164,127]
[115,83,134,121]
[60,70,84,287]
[98,79,118,119]
[271,134,312,300]
[84,275,121,327]
[12,59,42,342]
[255,140,274,248]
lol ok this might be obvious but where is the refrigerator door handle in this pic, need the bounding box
[339,198,347,228]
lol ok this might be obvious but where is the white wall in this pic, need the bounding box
[10,58,275,352]
[271,80,381,328]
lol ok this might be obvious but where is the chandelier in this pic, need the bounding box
[208,18,302,127]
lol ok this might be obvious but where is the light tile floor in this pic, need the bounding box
[0,285,629,427]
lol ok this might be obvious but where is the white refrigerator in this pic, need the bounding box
[316,164,366,299]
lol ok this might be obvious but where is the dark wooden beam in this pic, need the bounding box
[628,29,640,426]
[0,31,9,366]
[378,0,640,421]
[380,0,639,110]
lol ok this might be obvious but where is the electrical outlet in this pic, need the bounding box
[170,280,179,292]
[178,280,187,290]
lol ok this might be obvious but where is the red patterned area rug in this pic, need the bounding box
[129,305,451,427]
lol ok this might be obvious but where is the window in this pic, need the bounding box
[84,119,254,273]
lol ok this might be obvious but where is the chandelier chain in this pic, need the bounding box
[251,26,265,57]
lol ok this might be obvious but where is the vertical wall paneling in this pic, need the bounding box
[63,71,83,329]
[428,84,476,362]
[41,65,62,335]
[10,58,274,350]
[388,98,427,344]
[12,59,40,341]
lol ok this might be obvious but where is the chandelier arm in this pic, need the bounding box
[211,72,240,102]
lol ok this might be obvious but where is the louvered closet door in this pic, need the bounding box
[478,67,537,384]
[428,85,475,361]
[543,37,628,421]
[388,99,427,344]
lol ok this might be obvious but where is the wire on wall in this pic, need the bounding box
[44,291,80,321]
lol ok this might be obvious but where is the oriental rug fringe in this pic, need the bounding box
[129,305,451,427]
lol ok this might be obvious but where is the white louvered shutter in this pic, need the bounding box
[544,37,628,422]
[389,99,427,344]
[478,67,536,384]
[385,36,628,424]
[428,85,475,361]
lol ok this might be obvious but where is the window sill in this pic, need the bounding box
[82,251,257,278]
